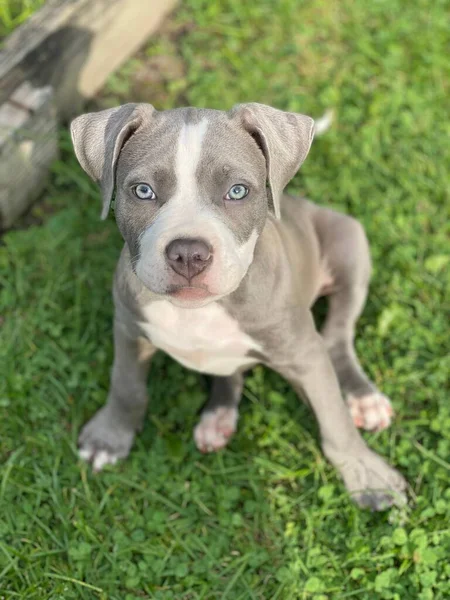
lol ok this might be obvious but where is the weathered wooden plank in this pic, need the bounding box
[0,0,177,228]
[0,0,177,120]
[0,82,57,229]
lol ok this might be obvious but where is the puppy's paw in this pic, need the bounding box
[324,443,407,510]
[194,407,238,453]
[79,446,120,472]
[346,392,393,431]
[78,406,135,472]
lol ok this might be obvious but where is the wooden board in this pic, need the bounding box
[0,82,57,229]
[0,0,177,228]
[0,0,177,120]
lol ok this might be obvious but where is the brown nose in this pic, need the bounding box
[165,238,212,280]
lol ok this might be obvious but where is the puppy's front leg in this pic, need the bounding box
[266,312,407,510]
[194,373,244,453]
[78,319,155,471]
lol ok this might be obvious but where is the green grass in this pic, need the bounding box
[0,0,45,40]
[1,0,450,598]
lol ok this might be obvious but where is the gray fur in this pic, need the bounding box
[71,102,407,509]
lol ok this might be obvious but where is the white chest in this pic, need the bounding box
[139,301,261,376]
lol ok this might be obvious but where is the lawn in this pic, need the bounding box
[1,0,449,598]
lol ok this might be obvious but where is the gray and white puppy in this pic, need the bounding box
[71,102,407,510]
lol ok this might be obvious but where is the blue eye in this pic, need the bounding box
[226,184,249,200]
[133,183,156,200]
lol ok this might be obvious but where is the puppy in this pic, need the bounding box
[71,103,407,510]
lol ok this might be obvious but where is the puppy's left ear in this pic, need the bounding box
[230,103,314,219]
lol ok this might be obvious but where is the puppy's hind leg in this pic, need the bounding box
[314,209,393,432]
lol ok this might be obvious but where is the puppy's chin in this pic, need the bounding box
[167,286,217,308]
[136,270,243,307]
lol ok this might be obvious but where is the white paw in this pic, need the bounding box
[78,406,135,472]
[347,392,393,432]
[194,407,238,453]
[79,446,119,473]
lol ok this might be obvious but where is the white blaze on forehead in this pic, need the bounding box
[174,118,209,199]
[136,117,211,282]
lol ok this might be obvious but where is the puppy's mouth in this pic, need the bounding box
[167,285,213,303]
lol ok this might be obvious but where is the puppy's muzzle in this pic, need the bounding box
[165,238,213,281]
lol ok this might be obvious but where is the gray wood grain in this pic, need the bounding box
[0,83,57,229]
[0,0,177,227]
[0,0,177,119]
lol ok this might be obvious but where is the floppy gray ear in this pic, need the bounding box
[230,103,314,219]
[70,103,155,219]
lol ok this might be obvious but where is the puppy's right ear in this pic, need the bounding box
[70,103,155,219]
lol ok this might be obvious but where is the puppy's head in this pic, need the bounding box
[71,103,314,307]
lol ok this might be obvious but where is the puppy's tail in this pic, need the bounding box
[314,109,334,136]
